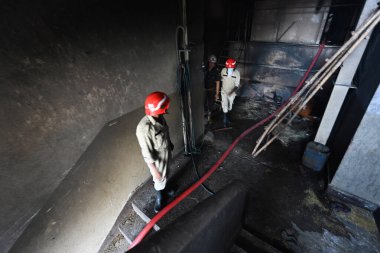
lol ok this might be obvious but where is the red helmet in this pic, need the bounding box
[145,91,170,116]
[225,58,236,68]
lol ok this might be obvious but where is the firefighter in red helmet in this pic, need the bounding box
[136,91,174,213]
[221,58,240,127]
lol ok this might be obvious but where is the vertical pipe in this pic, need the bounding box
[176,26,190,154]
[182,0,189,62]
[177,0,196,154]
[182,0,197,152]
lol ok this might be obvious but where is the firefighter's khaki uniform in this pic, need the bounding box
[221,68,240,113]
[136,115,172,191]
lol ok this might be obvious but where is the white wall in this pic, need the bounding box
[331,84,380,206]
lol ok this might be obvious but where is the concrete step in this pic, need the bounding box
[117,207,154,248]
[234,229,283,253]
[132,202,160,231]
[132,187,210,229]
[157,187,212,228]
[131,163,212,230]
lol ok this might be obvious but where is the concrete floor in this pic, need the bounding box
[100,97,380,253]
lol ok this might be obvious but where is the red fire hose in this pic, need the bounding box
[128,43,325,250]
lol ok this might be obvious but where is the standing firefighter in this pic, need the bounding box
[204,54,221,124]
[221,58,240,127]
[136,91,174,213]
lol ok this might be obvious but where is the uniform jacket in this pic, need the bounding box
[204,66,221,90]
[221,68,240,94]
[136,115,172,164]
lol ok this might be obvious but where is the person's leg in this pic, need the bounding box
[162,151,176,198]
[153,149,169,213]
[221,91,229,127]
[227,93,236,123]
[228,92,236,111]
[164,185,176,197]
[206,90,214,123]
[154,190,163,213]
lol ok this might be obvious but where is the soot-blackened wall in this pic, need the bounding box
[0,0,205,252]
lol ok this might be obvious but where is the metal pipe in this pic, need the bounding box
[182,0,189,62]
[176,0,197,154]
[175,26,190,154]
[182,0,198,152]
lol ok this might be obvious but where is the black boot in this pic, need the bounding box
[224,113,231,127]
[227,111,232,124]
[223,113,228,127]
[154,190,163,213]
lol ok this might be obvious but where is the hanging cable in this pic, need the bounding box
[181,59,213,193]
[177,26,212,194]
[191,153,215,195]
[175,26,192,154]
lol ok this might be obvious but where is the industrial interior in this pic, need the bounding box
[1,0,380,252]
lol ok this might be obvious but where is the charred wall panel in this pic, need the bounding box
[0,0,205,252]
[233,42,338,101]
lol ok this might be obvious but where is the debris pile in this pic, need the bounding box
[232,97,277,121]
[273,123,311,147]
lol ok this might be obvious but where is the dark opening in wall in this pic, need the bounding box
[204,0,229,59]
[321,0,365,45]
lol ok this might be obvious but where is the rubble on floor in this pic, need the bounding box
[233,97,277,121]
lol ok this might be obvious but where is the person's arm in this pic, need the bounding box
[235,70,240,88]
[228,86,238,96]
[215,80,220,101]
[215,69,222,100]
[147,162,162,181]
[162,117,174,151]
[136,124,161,180]
[228,70,240,95]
